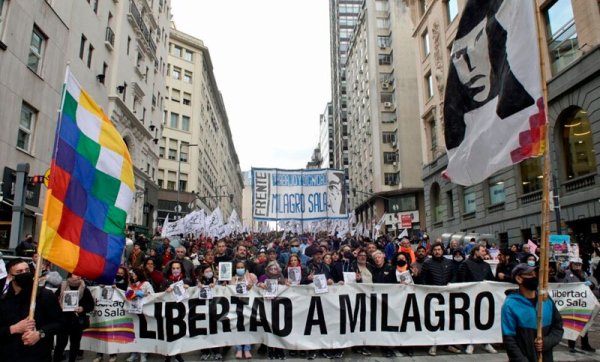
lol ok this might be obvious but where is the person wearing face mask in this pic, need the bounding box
[124,269,154,362]
[450,249,465,277]
[331,246,359,284]
[160,262,189,362]
[278,239,310,267]
[0,258,63,362]
[397,237,416,264]
[195,265,223,361]
[558,257,596,353]
[502,263,564,361]
[53,274,94,362]
[230,260,257,359]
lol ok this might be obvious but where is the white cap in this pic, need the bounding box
[569,257,583,264]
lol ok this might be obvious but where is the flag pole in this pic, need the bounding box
[28,255,44,319]
[533,2,552,360]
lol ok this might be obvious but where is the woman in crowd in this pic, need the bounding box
[195,265,222,361]
[125,269,155,362]
[160,247,175,270]
[258,261,288,359]
[323,253,333,268]
[143,258,164,291]
[283,254,309,285]
[161,261,191,362]
[53,274,95,362]
[231,260,257,359]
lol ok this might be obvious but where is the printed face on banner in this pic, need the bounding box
[288,267,301,285]
[265,279,278,298]
[452,19,491,102]
[219,262,232,281]
[327,171,345,215]
[199,286,213,299]
[63,290,80,311]
[100,286,115,301]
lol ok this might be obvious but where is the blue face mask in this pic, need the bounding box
[290,247,299,254]
[236,268,246,276]
[527,260,536,267]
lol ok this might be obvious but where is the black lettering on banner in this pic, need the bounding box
[449,292,470,330]
[400,293,422,332]
[156,302,164,340]
[424,294,445,331]
[304,296,327,335]
[138,313,156,339]
[474,292,494,330]
[209,297,231,334]
[250,298,272,333]
[165,302,186,342]
[272,297,292,337]
[188,299,208,337]
[339,293,366,334]
[370,293,378,332]
[381,293,399,332]
[231,296,249,332]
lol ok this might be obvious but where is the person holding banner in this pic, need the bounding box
[0,258,63,362]
[231,260,257,359]
[257,261,288,360]
[124,269,154,362]
[502,264,564,362]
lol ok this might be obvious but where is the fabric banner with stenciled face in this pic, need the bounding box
[252,168,347,221]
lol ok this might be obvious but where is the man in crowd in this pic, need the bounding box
[157,238,175,257]
[0,258,63,361]
[411,245,427,284]
[502,263,564,361]
[164,246,195,279]
[16,233,37,257]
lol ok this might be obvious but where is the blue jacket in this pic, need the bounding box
[501,291,563,362]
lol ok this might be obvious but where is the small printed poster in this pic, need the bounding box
[396,270,414,285]
[236,282,248,295]
[127,298,144,314]
[343,272,357,284]
[265,279,279,298]
[62,290,80,311]
[218,262,232,281]
[100,287,115,301]
[568,243,579,259]
[313,274,328,294]
[287,267,301,285]
[488,248,499,261]
[172,280,187,302]
[198,286,213,300]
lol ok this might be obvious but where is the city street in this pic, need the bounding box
[81,313,600,361]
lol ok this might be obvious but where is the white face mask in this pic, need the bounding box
[454,256,464,262]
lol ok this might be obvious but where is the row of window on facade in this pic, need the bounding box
[429,106,596,223]
[167,65,193,83]
[161,111,191,131]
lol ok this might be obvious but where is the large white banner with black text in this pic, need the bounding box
[80,282,598,355]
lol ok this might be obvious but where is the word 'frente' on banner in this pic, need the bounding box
[252,168,346,220]
[80,282,598,355]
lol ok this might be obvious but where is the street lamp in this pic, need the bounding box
[189,190,234,211]
[176,143,198,219]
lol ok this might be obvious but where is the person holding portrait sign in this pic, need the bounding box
[231,260,257,359]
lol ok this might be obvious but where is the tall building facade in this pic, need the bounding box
[0,0,171,246]
[345,0,424,234]
[409,0,600,248]
[319,102,334,169]
[158,25,243,224]
[329,0,362,174]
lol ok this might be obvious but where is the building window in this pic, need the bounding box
[431,183,442,223]
[183,71,192,83]
[560,107,596,179]
[520,157,543,194]
[428,115,437,156]
[167,171,176,190]
[181,115,190,131]
[463,186,476,214]
[383,152,398,164]
[384,172,399,186]
[179,174,187,192]
[378,53,392,65]
[180,143,188,162]
[544,0,579,74]
[382,131,396,144]
[79,34,87,60]
[375,0,389,12]
[87,44,94,68]
[425,72,434,99]
[172,66,181,80]
[172,44,182,57]
[376,17,390,29]
[183,92,191,106]
[170,112,178,128]
[0,0,8,41]
[159,146,165,158]
[18,102,36,152]
[422,29,430,57]
[419,0,426,16]
[127,36,131,55]
[168,148,176,160]
[27,25,45,73]
[488,175,505,205]
[157,179,163,188]
[446,0,458,24]
[381,112,396,123]
[377,35,390,48]
[171,88,180,102]
[446,190,454,218]
[183,49,193,62]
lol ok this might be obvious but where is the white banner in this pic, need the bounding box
[80,282,597,355]
[252,168,347,221]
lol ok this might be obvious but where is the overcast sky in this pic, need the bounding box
[170,0,332,172]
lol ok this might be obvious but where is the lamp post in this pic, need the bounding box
[176,143,198,219]
[189,190,234,212]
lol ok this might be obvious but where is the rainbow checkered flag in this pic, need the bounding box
[39,69,134,283]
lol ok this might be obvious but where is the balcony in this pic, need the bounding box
[105,27,115,50]
[128,0,156,58]
[565,173,596,193]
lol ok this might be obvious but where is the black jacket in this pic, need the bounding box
[54,285,95,330]
[421,256,455,285]
[457,257,494,282]
[0,286,63,362]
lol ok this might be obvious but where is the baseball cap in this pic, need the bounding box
[511,263,537,279]
[569,257,583,264]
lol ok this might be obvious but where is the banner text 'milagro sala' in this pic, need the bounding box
[443,0,545,186]
[39,69,134,284]
[252,168,347,221]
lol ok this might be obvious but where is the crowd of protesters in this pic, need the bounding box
[1,231,599,361]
